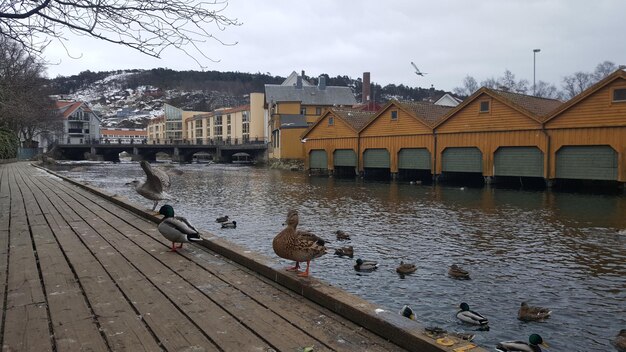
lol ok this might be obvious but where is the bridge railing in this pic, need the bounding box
[147,137,268,146]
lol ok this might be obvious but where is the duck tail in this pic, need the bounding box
[187,233,203,241]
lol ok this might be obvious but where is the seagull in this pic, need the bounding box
[127,160,171,211]
[157,205,203,252]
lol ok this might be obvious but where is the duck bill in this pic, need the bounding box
[541,342,549,348]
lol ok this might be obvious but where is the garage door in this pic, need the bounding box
[363,149,390,168]
[334,149,357,167]
[398,148,431,170]
[556,146,617,180]
[309,150,327,169]
[442,147,482,173]
[494,147,543,177]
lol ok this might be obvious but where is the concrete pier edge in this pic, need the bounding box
[34,163,486,352]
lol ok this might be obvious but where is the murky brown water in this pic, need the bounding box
[52,161,626,352]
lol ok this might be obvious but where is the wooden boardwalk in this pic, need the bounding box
[0,162,410,352]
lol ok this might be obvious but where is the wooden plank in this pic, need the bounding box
[42,182,276,352]
[20,164,163,351]
[0,165,11,347]
[14,166,111,352]
[29,169,220,352]
[48,169,406,352]
[3,164,53,351]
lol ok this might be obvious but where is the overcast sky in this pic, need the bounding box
[43,0,625,92]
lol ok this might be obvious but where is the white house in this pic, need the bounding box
[54,100,101,144]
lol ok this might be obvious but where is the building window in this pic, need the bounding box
[315,107,322,115]
[214,115,222,125]
[479,101,490,113]
[301,107,306,115]
[613,88,626,102]
[328,116,334,126]
[227,114,231,124]
[391,110,398,120]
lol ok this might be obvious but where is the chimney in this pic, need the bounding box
[362,72,371,104]
[318,76,326,90]
[296,75,302,89]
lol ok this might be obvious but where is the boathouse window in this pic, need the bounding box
[613,88,626,102]
[301,107,307,115]
[316,107,322,115]
[479,101,490,113]
[328,116,334,126]
[391,110,398,120]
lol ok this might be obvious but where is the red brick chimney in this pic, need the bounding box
[362,72,371,104]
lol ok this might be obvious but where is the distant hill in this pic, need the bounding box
[47,69,455,129]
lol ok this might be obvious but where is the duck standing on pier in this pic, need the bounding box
[157,205,203,252]
[128,160,171,211]
[273,210,327,277]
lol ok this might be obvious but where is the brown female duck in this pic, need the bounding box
[335,230,351,240]
[272,210,327,277]
[448,264,471,280]
[334,246,354,258]
[396,261,417,274]
[518,302,551,322]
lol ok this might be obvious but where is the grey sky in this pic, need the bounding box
[44,0,625,92]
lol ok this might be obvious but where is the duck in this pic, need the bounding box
[612,329,626,352]
[354,258,378,272]
[496,334,547,352]
[272,210,327,277]
[335,230,351,240]
[157,205,202,252]
[399,305,415,320]
[424,327,475,342]
[221,221,237,229]
[518,302,551,322]
[215,215,229,223]
[334,246,354,258]
[396,261,417,274]
[448,264,471,280]
[456,302,489,329]
[127,160,171,210]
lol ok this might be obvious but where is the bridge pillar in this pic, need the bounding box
[172,147,185,163]
[87,146,103,161]
[131,147,143,161]
[215,148,223,162]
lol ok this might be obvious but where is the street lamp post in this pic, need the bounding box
[533,49,541,95]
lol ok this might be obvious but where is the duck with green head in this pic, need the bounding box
[158,205,202,251]
[456,302,489,330]
[354,258,378,272]
[496,334,547,352]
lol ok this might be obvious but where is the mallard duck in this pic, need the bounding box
[157,205,202,251]
[221,221,237,229]
[456,302,489,329]
[612,329,626,352]
[396,261,417,274]
[127,160,171,210]
[334,246,354,258]
[215,215,229,223]
[518,302,551,322]
[448,264,471,280]
[335,230,351,240]
[399,305,416,320]
[272,210,327,277]
[496,334,547,352]
[424,327,475,342]
[354,258,378,272]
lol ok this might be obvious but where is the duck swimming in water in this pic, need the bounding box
[399,305,415,320]
[518,302,551,322]
[496,334,547,352]
[456,302,489,329]
[272,210,327,277]
[354,258,378,272]
[612,329,626,352]
[221,221,237,229]
[448,264,471,280]
[128,160,171,211]
[157,205,202,252]
[335,230,351,240]
[215,215,229,223]
[334,246,354,258]
[396,261,417,274]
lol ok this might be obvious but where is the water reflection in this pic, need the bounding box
[51,162,626,352]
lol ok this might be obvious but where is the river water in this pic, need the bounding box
[50,161,626,352]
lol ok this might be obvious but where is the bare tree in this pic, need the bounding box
[533,80,563,100]
[0,37,62,147]
[593,60,618,81]
[0,0,240,66]
[561,72,594,99]
[453,75,479,98]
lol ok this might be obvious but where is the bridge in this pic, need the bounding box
[52,138,269,163]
